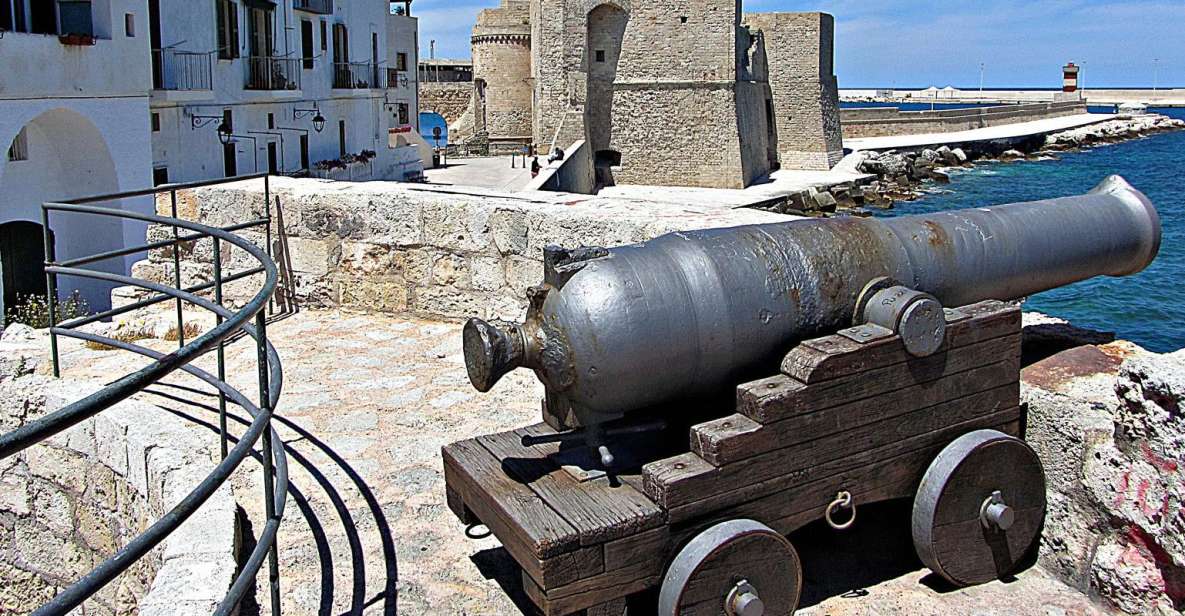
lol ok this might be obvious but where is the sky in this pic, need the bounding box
[412,0,1184,88]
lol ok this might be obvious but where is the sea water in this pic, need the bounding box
[874,108,1185,353]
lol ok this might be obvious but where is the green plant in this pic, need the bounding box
[5,292,91,329]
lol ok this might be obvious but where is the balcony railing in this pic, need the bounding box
[386,68,409,89]
[293,0,333,14]
[246,56,302,91]
[152,49,214,91]
[334,61,380,89]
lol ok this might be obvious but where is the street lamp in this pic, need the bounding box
[217,122,233,145]
[1154,58,1160,93]
[294,102,326,133]
[979,63,985,96]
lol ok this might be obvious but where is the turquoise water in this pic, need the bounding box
[876,108,1185,353]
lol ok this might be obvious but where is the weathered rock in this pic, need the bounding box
[811,190,838,212]
[1001,149,1026,162]
[1023,339,1185,615]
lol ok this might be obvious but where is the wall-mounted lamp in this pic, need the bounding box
[294,102,326,133]
[192,113,234,145]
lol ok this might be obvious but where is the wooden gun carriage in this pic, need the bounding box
[443,300,1046,615]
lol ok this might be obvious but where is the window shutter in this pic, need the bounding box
[216,0,227,58]
[229,2,240,58]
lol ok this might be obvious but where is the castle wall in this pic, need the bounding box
[744,13,844,170]
[420,83,474,126]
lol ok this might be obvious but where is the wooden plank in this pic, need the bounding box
[667,407,1022,524]
[526,557,662,616]
[649,385,1021,511]
[737,333,1021,424]
[479,425,664,547]
[603,526,671,572]
[782,300,1018,384]
[442,440,588,588]
[694,360,1019,466]
[445,483,475,525]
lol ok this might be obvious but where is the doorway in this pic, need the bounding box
[0,221,50,325]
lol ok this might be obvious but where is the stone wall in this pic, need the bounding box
[419,83,474,126]
[125,177,789,323]
[0,327,237,616]
[842,101,1089,139]
[745,12,844,170]
[472,0,534,143]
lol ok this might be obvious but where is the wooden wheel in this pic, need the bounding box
[658,519,802,616]
[912,429,1047,587]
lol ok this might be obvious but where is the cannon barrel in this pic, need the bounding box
[463,176,1160,430]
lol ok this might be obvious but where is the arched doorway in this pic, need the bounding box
[1,108,122,312]
[0,222,50,325]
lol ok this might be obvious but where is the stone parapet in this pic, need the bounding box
[125,177,789,323]
[0,326,237,615]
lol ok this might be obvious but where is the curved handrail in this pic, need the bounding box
[0,176,289,616]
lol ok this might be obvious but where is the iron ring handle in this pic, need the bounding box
[825,491,857,531]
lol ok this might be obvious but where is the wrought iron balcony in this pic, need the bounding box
[293,0,333,15]
[333,61,381,89]
[152,49,214,91]
[246,56,302,91]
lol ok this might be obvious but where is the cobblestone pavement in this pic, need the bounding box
[54,310,1111,616]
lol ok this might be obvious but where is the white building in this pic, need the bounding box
[0,0,155,316]
[149,0,421,184]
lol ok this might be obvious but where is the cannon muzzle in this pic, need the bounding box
[464,176,1160,430]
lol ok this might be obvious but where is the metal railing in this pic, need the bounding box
[153,48,215,91]
[334,61,380,89]
[293,0,333,14]
[0,175,288,616]
[246,56,302,91]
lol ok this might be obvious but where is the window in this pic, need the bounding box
[58,0,93,36]
[319,20,326,52]
[30,0,56,34]
[338,120,346,157]
[397,103,409,126]
[245,4,273,58]
[216,0,240,60]
[396,52,407,72]
[267,113,275,129]
[7,128,28,162]
[0,0,13,31]
[301,20,314,69]
[299,134,309,170]
[153,167,169,186]
[151,113,161,132]
[595,50,605,63]
[124,12,134,36]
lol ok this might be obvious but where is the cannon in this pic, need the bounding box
[443,176,1160,615]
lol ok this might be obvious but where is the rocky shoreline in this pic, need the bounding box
[759,113,1185,217]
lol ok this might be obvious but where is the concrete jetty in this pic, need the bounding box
[845,113,1115,152]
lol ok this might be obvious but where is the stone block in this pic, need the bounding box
[411,287,488,320]
[338,275,410,314]
[471,257,506,292]
[340,242,397,275]
[490,207,529,255]
[504,256,544,295]
[431,253,471,288]
[421,199,492,253]
[286,237,339,277]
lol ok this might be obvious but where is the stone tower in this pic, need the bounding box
[744,13,844,170]
[531,0,776,190]
[470,0,533,144]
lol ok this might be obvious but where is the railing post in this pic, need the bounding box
[170,189,186,348]
[41,206,60,378]
[213,236,228,460]
[264,176,274,316]
[255,310,282,615]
